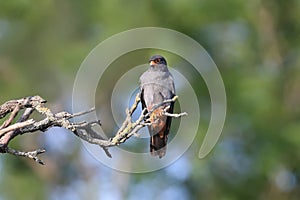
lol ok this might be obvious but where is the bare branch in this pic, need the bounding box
[163,111,188,118]
[6,147,46,165]
[0,119,35,137]
[0,96,46,119]
[18,108,35,122]
[0,104,20,129]
[0,94,187,164]
[69,107,96,119]
[162,105,188,118]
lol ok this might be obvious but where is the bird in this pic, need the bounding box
[139,55,175,158]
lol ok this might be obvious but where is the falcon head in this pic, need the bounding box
[149,55,167,66]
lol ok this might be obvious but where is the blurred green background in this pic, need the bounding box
[1,0,300,200]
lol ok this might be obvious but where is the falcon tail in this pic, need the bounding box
[150,131,168,159]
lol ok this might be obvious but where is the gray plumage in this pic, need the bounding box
[140,55,175,158]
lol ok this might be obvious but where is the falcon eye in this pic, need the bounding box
[155,58,160,63]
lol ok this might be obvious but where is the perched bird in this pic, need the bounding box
[140,55,175,158]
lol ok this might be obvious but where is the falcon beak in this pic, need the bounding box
[150,61,156,66]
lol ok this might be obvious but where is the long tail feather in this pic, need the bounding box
[150,132,168,158]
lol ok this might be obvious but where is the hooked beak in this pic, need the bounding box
[150,61,156,66]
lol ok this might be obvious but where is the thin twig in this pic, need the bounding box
[6,147,46,165]
[0,104,20,129]
[163,111,188,118]
[0,119,35,137]
[69,107,95,118]
[18,108,34,122]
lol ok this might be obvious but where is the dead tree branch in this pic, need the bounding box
[0,94,186,164]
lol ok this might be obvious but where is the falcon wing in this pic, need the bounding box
[140,89,148,116]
